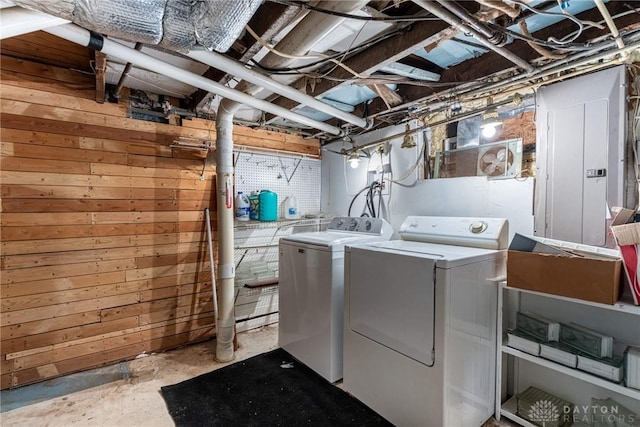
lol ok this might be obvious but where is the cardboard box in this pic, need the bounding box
[507,234,622,305]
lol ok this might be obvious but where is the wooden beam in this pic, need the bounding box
[94,51,106,104]
[269,19,450,115]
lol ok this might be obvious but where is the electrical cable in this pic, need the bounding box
[508,0,587,45]
[245,24,366,79]
[267,0,442,22]
[247,28,405,73]
[387,136,427,187]
[347,185,372,217]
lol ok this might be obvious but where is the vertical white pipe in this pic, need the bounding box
[214,112,237,362]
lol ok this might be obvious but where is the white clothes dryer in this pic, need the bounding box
[344,216,508,427]
[278,216,393,382]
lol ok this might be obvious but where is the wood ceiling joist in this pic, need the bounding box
[267,18,450,114]
[94,51,107,104]
[363,0,640,117]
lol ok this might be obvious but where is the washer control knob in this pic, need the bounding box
[365,220,372,231]
[470,221,488,234]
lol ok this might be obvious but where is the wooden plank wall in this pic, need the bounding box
[0,55,319,389]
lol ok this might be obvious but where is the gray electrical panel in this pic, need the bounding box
[535,66,626,246]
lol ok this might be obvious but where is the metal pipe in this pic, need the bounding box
[412,0,533,72]
[334,96,518,152]
[370,32,640,121]
[0,6,68,39]
[114,42,143,99]
[187,47,370,129]
[43,23,342,136]
[435,0,506,45]
[593,0,625,50]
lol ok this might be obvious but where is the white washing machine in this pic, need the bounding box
[278,216,393,382]
[344,216,508,427]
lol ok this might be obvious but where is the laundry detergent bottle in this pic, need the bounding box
[235,191,250,221]
[284,196,301,219]
[249,190,260,220]
[258,190,278,221]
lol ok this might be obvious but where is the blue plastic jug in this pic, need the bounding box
[258,190,278,221]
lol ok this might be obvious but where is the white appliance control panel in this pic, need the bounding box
[328,216,393,236]
[399,216,508,250]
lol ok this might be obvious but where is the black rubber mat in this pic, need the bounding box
[160,348,391,426]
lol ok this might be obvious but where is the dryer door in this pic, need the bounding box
[347,247,436,366]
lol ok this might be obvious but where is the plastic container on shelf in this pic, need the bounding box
[249,190,260,221]
[284,196,301,219]
[235,191,250,221]
[258,189,278,221]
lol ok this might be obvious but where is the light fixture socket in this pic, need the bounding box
[347,150,361,168]
[401,124,417,149]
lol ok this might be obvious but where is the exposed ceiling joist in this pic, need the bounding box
[364,0,640,118]
[268,19,449,113]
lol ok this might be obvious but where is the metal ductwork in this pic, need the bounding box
[12,0,262,52]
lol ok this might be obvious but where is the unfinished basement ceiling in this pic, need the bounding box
[4,0,640,141]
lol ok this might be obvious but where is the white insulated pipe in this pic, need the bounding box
[213,112,236,362]
[593,0,625,50]
[187,47,370,129]
[0,6,68,39]
[43,23,342,136]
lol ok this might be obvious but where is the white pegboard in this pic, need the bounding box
[234,151,321,217]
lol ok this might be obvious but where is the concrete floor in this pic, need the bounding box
[1,324,513,427]
[1,325,279,427]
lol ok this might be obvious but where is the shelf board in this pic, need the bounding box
[502,345,640,400]
[500,396,536,427]
[500,396,590,427]
[502,283,640,315]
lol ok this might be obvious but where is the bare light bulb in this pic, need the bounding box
[347,151,361,168]
[481,124,497,138]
